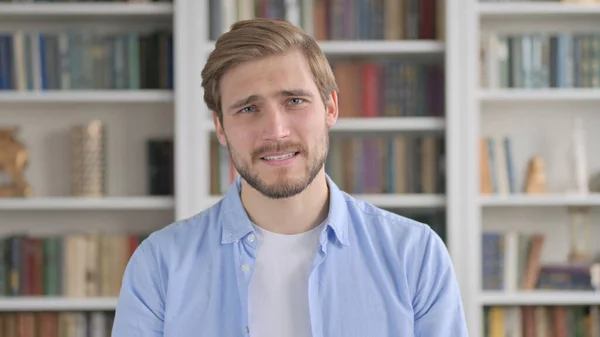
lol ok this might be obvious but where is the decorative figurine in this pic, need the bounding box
[0,127,32,197]
[70,120,106,197]
[591,263,600,291]
[567,206,592,263]
[571,117,589,195]
[524,156,546,194]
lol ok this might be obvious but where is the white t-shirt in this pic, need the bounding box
[248,222,325,337]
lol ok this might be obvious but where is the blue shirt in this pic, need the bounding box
[112,176,469,337]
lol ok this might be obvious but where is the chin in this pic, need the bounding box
[257,182,308,199]
[260,175,309,199]
[241,169,311,199]
[236,152,326,199]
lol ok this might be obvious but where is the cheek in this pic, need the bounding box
[225,128,254,152]
[294,110,321,130]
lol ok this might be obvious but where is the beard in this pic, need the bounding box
[224,125,329,199]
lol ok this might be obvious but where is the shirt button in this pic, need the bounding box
[247,234,256,243]
[241,264,250,272]
[243,326,249,334]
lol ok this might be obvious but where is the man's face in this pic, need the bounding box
[215,48,338,199]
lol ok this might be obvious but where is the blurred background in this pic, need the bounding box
[0,0,599,336]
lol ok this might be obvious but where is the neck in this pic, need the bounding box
[240,170,330,235]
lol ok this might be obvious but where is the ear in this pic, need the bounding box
[213,111,227,147]
[325,91,339,128]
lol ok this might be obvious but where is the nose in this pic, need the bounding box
[261,104,290,141]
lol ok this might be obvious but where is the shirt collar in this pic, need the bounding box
[218,174,350,247]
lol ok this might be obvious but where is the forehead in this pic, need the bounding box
[219,49,317,105]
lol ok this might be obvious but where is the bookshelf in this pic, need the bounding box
[0,0,184,332]
[466,0,600,335]
[0,0,472,334]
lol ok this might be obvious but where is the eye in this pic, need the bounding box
[239,106,256,113]
[288,98,304,105]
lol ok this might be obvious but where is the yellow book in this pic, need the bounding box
[489,307,505,337]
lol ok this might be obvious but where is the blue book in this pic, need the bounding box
[0,36,9,90]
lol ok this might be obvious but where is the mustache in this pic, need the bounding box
[252,141,306,159]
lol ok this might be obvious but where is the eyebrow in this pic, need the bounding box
[226,89,314,112]
[228,95,259,112]
[278,89,314,98]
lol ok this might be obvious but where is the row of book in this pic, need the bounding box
[332,61,445,118]
[0,311,114,337]
[480,136,517,196]
[209,0,444,41]
[308,0,441,41]
[481,32,600,89]
[483,230,596,292]
[325,134,445,194]
[484,305,600,337]
[209,134,445,196]
[0,233,147,297]
[0,30,173,91]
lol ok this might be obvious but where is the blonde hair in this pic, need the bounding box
[201,18,338,123]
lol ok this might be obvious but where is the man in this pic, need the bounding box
[112,18,469,337]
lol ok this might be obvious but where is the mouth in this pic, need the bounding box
[261,152,299,161]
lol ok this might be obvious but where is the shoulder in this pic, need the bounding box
[341,192,441,248]
[339,192,450,274]
[136,200,225,264]
[339,192,454,296]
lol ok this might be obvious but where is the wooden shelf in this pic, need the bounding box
[0,3,173,20]
[480,291,600,306]
[356,194,446,208]
[0,297,118,311]
[205,117,445,133]
[205,40,444,56]
[318,40,445,55]
[0,197,174,211]
[479,89,600,102]
[0,90,174,105]
[206,194,445,209]
[332,117,445,132]
[480,194,600,207]
[478,2,600,18]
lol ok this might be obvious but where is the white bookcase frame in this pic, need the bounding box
[464,1,600,336]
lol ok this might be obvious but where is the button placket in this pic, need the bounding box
[241,232,257,274]
[234,235,256,337]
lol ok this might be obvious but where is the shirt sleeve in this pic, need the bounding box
[412,227,469,337]
[111,239,165,337]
